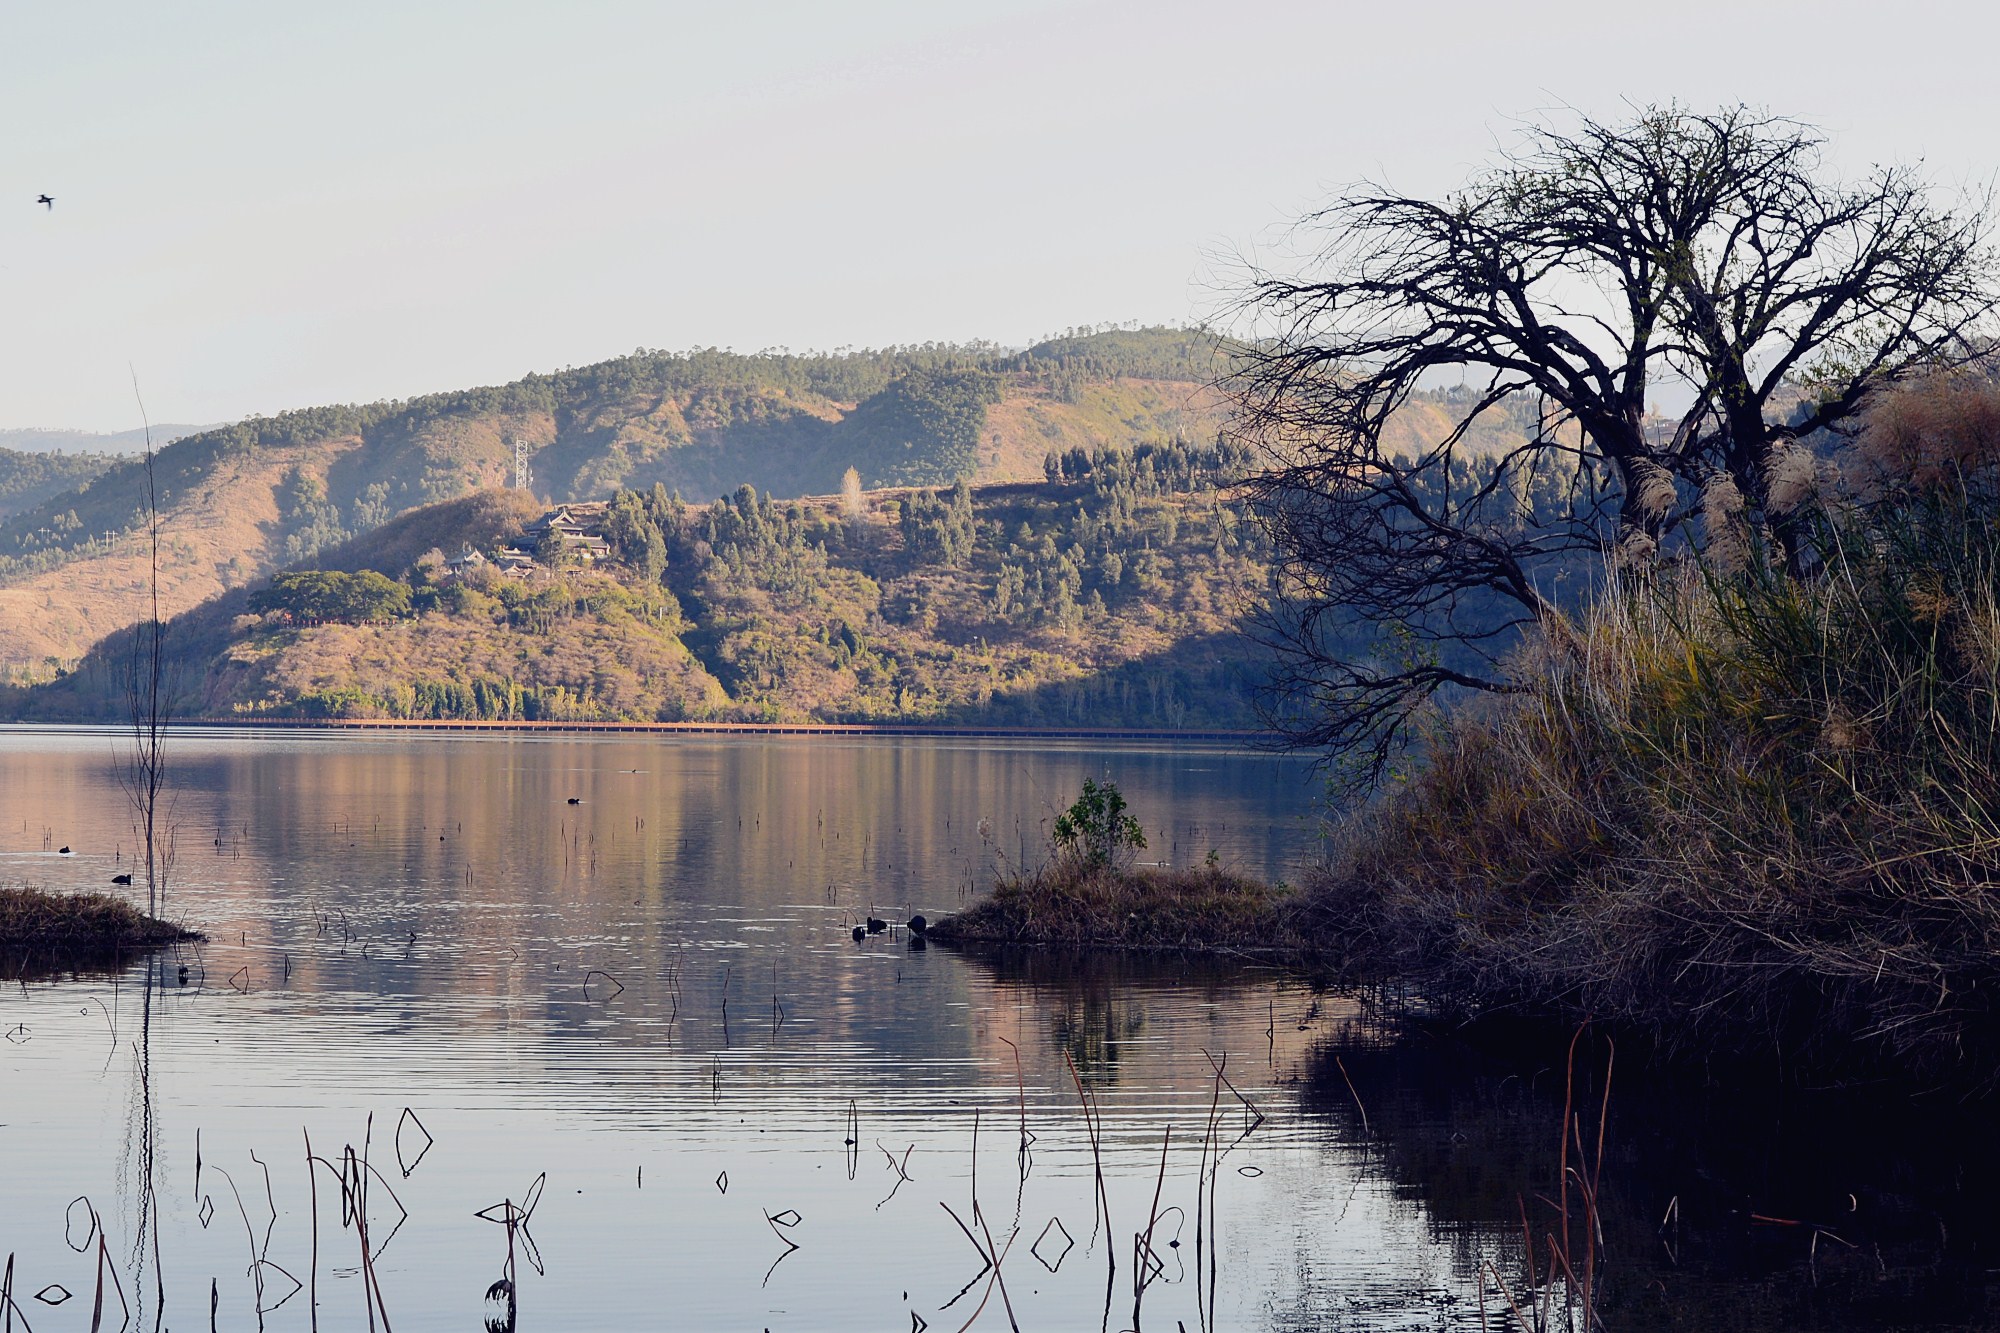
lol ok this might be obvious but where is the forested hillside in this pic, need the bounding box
[0,329,1227,677]
[0,324,1572,685]
[13,438,1273,729]
[0,446,112,522]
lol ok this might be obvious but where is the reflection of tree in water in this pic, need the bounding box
[1050,993,1147,1083]
[120,958,164,1329]
[1293,1021,2000,1331]
[964,945,1268,1084]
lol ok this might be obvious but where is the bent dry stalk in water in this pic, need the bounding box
[1481,1027,1613,1332]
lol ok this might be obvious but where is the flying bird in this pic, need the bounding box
[36,194,52,209]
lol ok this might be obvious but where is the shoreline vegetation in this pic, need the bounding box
[946,370,2000,1091]
[1300,378,2000,1088]
[0,885,202,971]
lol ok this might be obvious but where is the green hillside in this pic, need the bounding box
[0,446,114,523]
[0,329,1230,676]
[0,330,1226,578]
[12,436,1271,730]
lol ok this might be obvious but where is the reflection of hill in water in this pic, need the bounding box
[35,731,1982,1327]
[185,733,1308,909]
[0,731,1317,1077]
[1298,1022,2000,1330]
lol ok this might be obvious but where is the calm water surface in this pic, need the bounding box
[0,728,1992,1331]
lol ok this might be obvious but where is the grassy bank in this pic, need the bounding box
[1296,381,2000,1084]
[0,886,200,970]
[930,861,1294,952]
[939,382,2000,1087]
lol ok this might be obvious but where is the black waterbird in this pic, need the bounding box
[111,873,132,885]
[865,916,887,934]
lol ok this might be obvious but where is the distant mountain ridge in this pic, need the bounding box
[0,447,115,524]
[0,329,1229,675]
[0,327,1563,681]
[0,425,211,455]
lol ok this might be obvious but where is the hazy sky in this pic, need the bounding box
[0,0,1993,430]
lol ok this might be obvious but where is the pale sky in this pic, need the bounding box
[0,0,1994,430]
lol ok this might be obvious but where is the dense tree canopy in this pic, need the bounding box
[842,368,1002,486]
[251,569,411,625]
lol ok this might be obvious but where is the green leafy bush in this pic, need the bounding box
[1053,778,1147,871]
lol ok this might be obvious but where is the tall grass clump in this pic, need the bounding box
[1308,375,2000,1082]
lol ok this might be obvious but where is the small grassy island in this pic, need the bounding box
[0,886,201,971]
[929,861,1290,952]
[932,777,1297,951]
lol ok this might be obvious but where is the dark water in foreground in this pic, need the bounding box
[0,728,1995,1331]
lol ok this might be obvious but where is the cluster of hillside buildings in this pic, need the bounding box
[441,504,613,580]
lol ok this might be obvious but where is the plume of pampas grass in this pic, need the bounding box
[1629,460,1678,521]
[1700,472,1748,573]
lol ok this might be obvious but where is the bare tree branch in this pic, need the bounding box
[1231,104,1999,780]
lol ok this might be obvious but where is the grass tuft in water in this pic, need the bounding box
[0,885,200,966]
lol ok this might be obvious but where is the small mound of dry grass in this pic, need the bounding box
[0,886,199,962]
[931,862,1293,952]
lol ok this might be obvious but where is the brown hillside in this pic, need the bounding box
[206,576,727,722]
[0,381,1555,678]
[6,332,1572,682]
[0,436,350,678]
[981,377,1228,481]
[313,489,545,576]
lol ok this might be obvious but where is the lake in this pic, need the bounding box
[0,728,1994,1331]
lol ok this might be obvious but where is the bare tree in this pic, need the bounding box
[1234,104,1998,779]
[121,390,175,918]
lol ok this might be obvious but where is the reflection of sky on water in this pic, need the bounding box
[0,728,1494,1330]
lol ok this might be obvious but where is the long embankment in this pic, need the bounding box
[183,718,1265,741]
